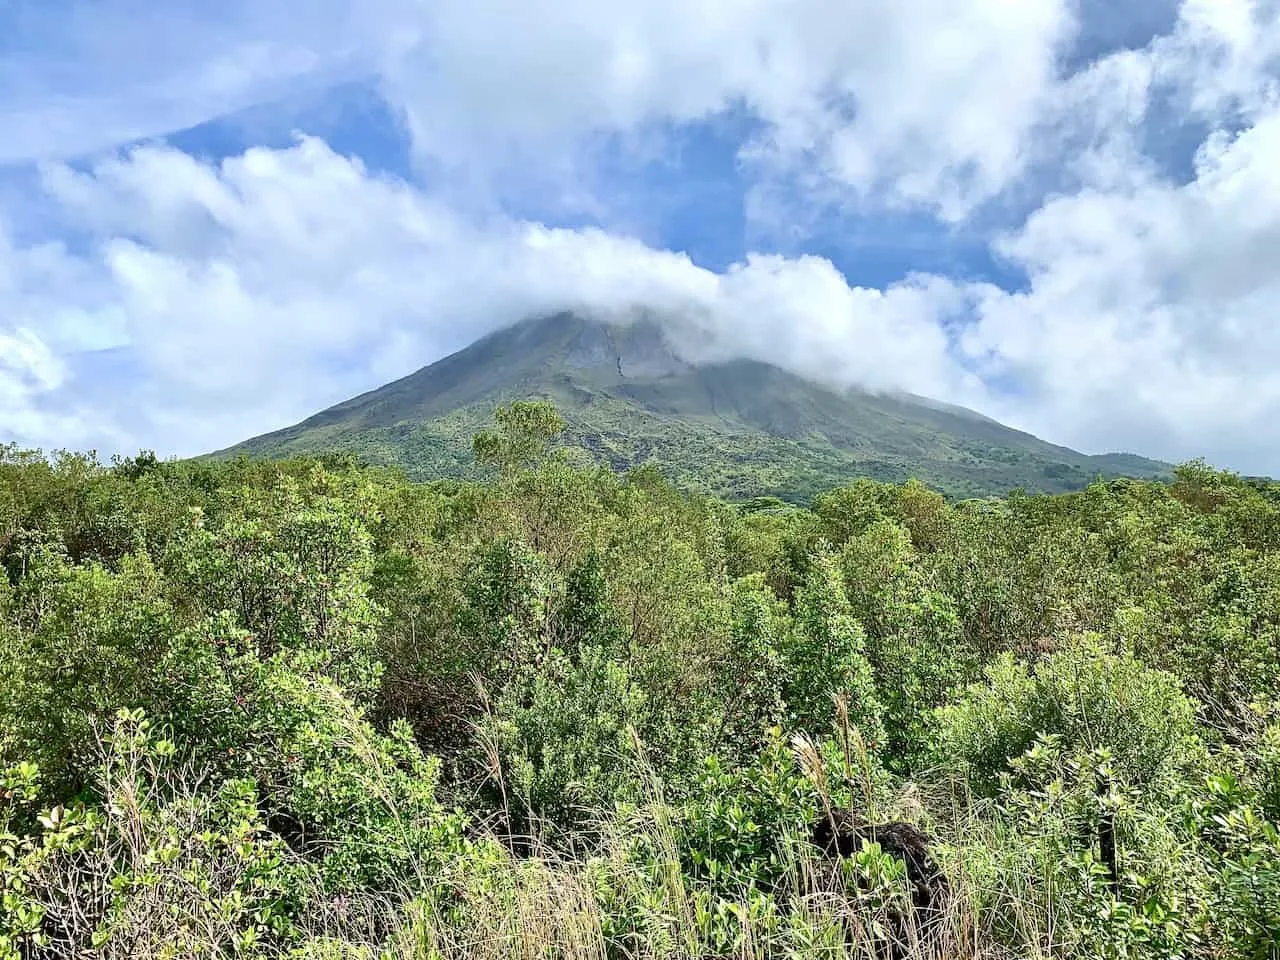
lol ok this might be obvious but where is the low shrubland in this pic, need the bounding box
[3,406,1279,958]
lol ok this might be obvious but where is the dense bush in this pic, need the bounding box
[3,408,1280,958]
[934,636,1204,795]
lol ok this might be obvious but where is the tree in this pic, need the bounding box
[783,546,884,746]
[472,401,566,476]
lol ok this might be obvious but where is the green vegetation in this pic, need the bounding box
[220,313,1170,501]
[4,403,1279,959]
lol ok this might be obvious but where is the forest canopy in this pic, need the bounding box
[2,404,1279,959]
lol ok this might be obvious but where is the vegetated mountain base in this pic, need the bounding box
[221,313,1169,501]
[3,418,1278,959]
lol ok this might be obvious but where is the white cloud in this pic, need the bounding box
[7,77,1280,473]
[0,0,394,163]
[0,328,65,394]
[942,0,1280,469]
[384,0,1075,219]
[5,0,1280,477]
[1157,0,1280,120]
[1044,0,1280,187]
[0,325,101,450]
[2,137,976,456]
[3,0,1078,220]
[965,103,1280,468]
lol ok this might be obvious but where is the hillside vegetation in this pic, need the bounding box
[3,402,1279,959]
[223,313,1169,501]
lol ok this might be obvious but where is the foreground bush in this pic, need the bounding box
[3,412,1280,957]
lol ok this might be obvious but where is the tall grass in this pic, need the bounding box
[10,709,1072,960]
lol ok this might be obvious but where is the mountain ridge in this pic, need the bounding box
[219,312,1170,501]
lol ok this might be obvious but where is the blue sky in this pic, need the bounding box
[2,0,1280,473]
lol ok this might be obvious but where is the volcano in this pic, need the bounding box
[218,312,1168,501]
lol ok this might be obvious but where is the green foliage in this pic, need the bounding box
[678,728,820,893]
[472,400,566,476]
[456,536,555,687]
[2,711,311,960]
[160,616,464,892]
[935,636,1204,795]
[489,644,647,835]
[838,518,970,770]
[0,550,175,799]
[1258,708,1280,822]
[990,736,1209,960]
[3,418,1280,959]
[166,473,383,702]
[709,575,788,755]
[783,548,884,747]
[1190,773,1280,957]
[813,479,900,543]
[221,313,1170,503]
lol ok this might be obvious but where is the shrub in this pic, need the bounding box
[783,549,884,748]
[934,636,1204,795]
[161,616,465,892]
[839,520,972,770]
[0,550,175,799]
[1,711,312,960]
[487,644,649,838]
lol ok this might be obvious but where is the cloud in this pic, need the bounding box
[1156,0,1280,121]
[0,324,104,451]
[1,137,979,456]
[949,0,1280,468]
[4,0,1280,477]
[0,222,125,449]
[0,0,394,164]
[384,0,1076,219]
[6,62,1280,474]
[962,105,1280,469]
[0,327,65,403]
[3,0,1081,222]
